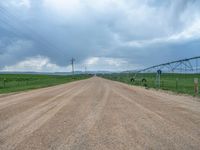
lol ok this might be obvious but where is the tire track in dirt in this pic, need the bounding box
[111,81,200,133]
[58,83,110,150]
[111,82,200,149]
[0,80,85,110]
[0,83,81,134]
[14,78,104,150]
[0,77,200,150]
[0,81,91,150]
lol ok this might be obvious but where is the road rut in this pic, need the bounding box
[0,77,200,150]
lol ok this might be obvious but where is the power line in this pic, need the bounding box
[0,6,63,54]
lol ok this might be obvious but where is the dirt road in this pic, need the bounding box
[0,77,200,150]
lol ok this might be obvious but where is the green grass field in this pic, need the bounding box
[0,74,91,94]
[99,73,200,96]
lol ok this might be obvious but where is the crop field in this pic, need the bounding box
[99,73,200,96]
[0,74,91,94]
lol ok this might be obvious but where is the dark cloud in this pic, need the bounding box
[0,0,200,71]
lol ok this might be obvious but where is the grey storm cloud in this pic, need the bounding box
[0,0,200,71]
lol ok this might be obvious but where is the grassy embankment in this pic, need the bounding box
[0,74,91,94]
[100,73,200,96]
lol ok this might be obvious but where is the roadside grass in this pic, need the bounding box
[99,73,200,96]
[0,74,91,94]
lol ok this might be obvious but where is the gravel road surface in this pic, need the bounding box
[0,77,200,150]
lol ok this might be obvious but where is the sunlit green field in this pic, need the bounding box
[100,73,200,96]
[0,74,91,94]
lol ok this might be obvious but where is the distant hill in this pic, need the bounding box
[0,71,116,75]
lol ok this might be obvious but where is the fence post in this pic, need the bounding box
[194,78,199,96]
[156,70,162,89]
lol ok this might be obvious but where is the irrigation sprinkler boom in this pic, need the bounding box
[137,56,200,74]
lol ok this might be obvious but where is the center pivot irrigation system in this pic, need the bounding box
[132,56,200,94]
[136,56,200,74]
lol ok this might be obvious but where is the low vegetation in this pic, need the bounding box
[0,74,91,94]
[99,73,200,96]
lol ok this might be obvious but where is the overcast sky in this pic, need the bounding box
[0,0,200,72]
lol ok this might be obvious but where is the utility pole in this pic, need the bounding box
[71,58,75,75]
